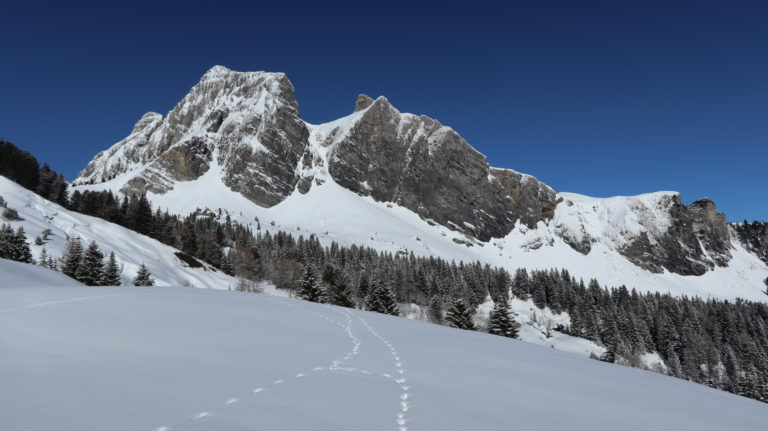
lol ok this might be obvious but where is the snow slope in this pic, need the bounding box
[0,176,236,288]
[1,283,766,431]
[0,258,82,288]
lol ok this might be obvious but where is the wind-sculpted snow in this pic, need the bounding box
[1,285,766,430]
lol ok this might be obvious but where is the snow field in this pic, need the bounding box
[2,282,767,431]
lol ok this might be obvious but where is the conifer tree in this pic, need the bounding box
[357,272,371,300]
[0,223,13,259]
[76,241,105,286]
[220,252,234,276]
[429,295,444,324]
[46,253,56,270]
[50,174,69,206]
[364,281,400,316]
[101,251,122,286]
[13,227,32,263]
[446,298,476,331]
[133,264,155,286]
[328,272,356,308]
[60,236,83,278]
[37,247,49,267]
[296,264,325,303]
[488,300,519,338]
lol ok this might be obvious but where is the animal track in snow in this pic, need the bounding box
[152,297,363,431]
[352,312,412,431]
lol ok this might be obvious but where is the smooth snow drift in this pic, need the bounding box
[1,283,766,431]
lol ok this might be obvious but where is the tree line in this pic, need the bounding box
[510,268,768,402]
[0,141,69,206]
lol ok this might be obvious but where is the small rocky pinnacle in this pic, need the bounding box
[355,94,375,112]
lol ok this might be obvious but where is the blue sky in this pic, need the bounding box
[1,1,766,221]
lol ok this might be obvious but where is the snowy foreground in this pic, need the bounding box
[2,278,766,430]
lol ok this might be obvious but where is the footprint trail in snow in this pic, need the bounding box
[153,296,410,431]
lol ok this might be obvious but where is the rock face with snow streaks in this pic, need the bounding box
[325,95,557,241]
[76,66,309,207]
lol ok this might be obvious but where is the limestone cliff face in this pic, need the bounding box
[553,192,735,276]
[618,196,730,275]
[323,96,557,241]
[733,221,768,265]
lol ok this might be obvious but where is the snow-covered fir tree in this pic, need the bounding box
[14,227,32,263]
[76,241,105,286]
[220,252,234,276]
[296,264,325,303]
[133,264,155,286]
[101,251,122,286]
[328,271,356,308]
[0,224,32,263]
[428,295,444,324]
[37,247,49,267]
[365,281,399,316]
[488,300,519,339]
[446,298,476,331]
[60,236,83,278]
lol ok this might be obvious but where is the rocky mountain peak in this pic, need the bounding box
[354,94,375,112]
[75,66,309,206]
[326,93,557,241]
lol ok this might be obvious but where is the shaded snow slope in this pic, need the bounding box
[0,259,82,288]
[1,285,766,431]
[0,176,236,288]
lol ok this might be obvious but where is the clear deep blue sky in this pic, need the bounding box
[1,1,766,221]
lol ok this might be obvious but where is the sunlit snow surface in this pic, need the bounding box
[1,271,766,430]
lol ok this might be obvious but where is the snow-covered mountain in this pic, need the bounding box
[0,175,236,288]
[2,277,766,430]
[73,66,768,301]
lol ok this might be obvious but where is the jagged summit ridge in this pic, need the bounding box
[76,66,558,241]
[77,66,308,207]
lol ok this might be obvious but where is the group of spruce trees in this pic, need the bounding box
[0,222,156,287]
[0,141,68,206]
[0,224,33,263]
[510,268,768,402]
